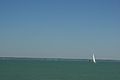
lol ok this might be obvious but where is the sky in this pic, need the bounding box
[0,0,120,60]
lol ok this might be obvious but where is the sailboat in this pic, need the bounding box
[92,53,96,63]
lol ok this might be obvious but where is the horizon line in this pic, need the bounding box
[0,56,120,61]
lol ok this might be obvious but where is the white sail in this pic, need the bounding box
[93,53,96,63]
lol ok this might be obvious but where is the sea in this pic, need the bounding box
[0,58,120,80]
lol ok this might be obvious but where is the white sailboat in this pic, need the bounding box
[92,53,96,63]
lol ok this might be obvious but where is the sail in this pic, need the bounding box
[93,54,96,63]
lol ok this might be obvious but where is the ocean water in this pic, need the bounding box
[0,60,120,80]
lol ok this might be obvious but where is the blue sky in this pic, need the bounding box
[0,0,120,59]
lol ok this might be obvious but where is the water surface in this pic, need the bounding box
[0,60,120,80]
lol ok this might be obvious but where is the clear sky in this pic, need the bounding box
[0,0,120,60]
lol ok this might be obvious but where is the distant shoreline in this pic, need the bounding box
[0,57,120,62]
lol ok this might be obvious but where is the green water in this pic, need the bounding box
[0,60,120,80]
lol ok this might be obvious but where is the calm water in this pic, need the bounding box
[0,60,120,80]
